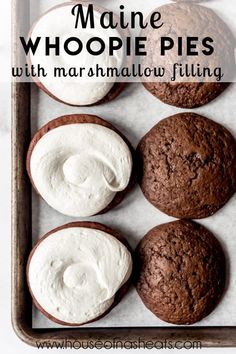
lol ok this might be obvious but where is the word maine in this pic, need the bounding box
[72,4,163,29]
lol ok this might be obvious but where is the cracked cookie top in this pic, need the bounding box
[137,112,236,219]
[141,2,235,108]
[135,220,226,325]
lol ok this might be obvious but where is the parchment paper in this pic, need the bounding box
[30,0,236,328]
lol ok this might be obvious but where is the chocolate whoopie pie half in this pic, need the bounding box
[27,114,136,217]
[28,2,132,106]
[137,112,236,219]
[143,82,229,109]
[135,220,226,325]
[141,2,235,108]
[27,221,133,326]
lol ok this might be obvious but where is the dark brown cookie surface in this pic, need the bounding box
[135,220,226,325]
[142,3,235,108]
[143,82,229,109]
[27,221,133,326]
[27,114,136,216]
[137,113,236,219]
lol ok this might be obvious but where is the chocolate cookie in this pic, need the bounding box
[27,221,133,326]
[142,3,235,108]
[143,82,229,109]
[137,112,236,219]
[27,114,136,217]
[135,220,226,325]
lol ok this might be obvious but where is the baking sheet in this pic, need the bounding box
[29,0,236,328]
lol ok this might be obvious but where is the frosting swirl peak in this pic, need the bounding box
[28,226,132,324]
[30,123,132,217]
